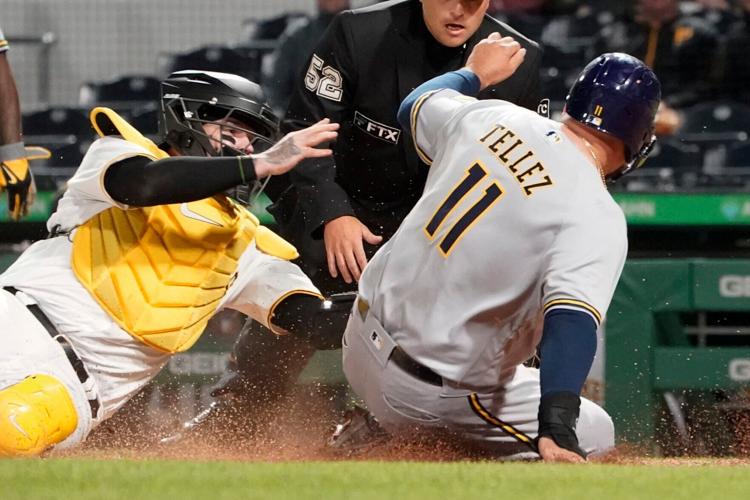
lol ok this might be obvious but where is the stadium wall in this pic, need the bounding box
[1,0,371,108]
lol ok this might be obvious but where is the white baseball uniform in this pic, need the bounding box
[343,89,625,457]
[0,136,320,449]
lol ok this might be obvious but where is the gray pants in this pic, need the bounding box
[342,307,615,459]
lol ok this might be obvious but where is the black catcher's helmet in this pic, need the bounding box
[158,70,280,157]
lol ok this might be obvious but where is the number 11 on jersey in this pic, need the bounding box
[424,161,504,257]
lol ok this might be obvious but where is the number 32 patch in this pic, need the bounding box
[304,54,343,102]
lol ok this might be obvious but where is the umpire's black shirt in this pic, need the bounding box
[270,0,542,288]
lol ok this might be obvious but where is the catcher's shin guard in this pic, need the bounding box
[0,374,78,457]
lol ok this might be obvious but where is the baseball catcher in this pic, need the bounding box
[0,70,339,456]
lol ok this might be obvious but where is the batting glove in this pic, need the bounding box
[0,144,50,220]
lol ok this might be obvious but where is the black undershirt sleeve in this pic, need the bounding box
[272,292,355,350]
[103,155,257,207]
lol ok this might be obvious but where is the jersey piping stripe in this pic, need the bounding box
[543,299,602,325]
[266,289,324,336]
[468,393,538,452]
[410,90,438,165]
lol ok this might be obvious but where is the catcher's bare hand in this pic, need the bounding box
[465,33,526,90]
[324,215,383,284]
[253,118,339,177]
[538,437,586,464]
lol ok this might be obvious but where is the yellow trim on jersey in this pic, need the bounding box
[0,40,9,50]
[543,298,602,325]
[410,90,438,165]
[266,289,325,336]
[468,393,538,451]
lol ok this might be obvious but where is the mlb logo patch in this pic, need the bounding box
[586,114,603,127]
[545,130,561,144]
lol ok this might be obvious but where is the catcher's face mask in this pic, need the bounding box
[167,100,275,158]
[201,116,269,156]
[163,100,276,206]
[158,70,280,207]
[197,111,276,206]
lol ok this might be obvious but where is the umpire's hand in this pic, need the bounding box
[324,215,383,283]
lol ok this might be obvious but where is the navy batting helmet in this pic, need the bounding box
[564,53,661,180]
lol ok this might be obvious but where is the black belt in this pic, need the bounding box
[4,286,100,417]
[389,346,443,387]
[356,297,443,387]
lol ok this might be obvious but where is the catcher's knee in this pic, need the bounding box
[0,374,78,457]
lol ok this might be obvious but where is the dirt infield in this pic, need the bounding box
[71,385,475,463]
[57,384,750,466]
[60,441,750,468]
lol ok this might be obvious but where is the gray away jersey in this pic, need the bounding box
[358,89,627,390]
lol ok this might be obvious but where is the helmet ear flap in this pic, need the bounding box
[608,133,657,182]
[633,133,657,169]
[160,94,216,157]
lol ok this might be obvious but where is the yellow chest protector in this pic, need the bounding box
[71,107,297,353]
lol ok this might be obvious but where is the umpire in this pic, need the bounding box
[276,0,542,290]
[167,0,542,441]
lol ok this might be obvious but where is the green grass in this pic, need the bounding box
[1,459,749,500]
